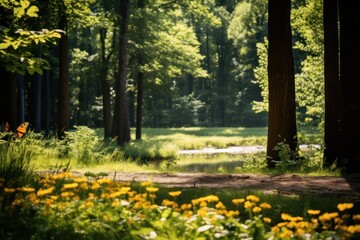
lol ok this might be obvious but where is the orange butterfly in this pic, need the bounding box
[15,122,29,138]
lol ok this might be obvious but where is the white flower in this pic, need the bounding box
[197,224,213,233]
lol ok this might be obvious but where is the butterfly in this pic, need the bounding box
[15,122,29,138]
[1,121,29,140]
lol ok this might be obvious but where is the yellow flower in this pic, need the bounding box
[307,209,320,215]
[337,203,354,212]
[346,225,360,234]
[232,198,245,205]
[37,187,54,197]
[225,210,240,218]
[352,214,360,221]
[181,203,192,210]
[97,178,112,184]
[263,217,272,223]
[319,212,339,222]
[91,182,101,190]
[169,191,182,197]
[246,195,260,202]
[63,183,78,189]
[252,206,262,213]
[146,187,159,193]
[61,191,75,198]
[85,201,94,207]
[244,201,253,209]
[260,202,272,209]
[17,187,35,192]
[215,201,226,209]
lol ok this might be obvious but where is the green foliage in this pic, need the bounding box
[64,126,103,164]
[0,0,62,75]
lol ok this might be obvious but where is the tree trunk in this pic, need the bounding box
[114,0,131,145]
[135,0,145,141]
[266,0,298,167]
[99,28,113,140]
[338,1,360,172]
[57,6,70,139]
[323,0,340,167]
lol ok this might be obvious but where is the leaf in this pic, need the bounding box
[0,42,10,50]
[26,6,39,17]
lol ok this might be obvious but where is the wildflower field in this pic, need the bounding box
[1,172,359,239]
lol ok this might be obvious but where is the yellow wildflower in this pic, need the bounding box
[263,217,272,223]
[307,209,321,215]
[91,182,101,190]
[337,203,354,212]
[246,195,260,202]
[85,201,94,207]
[169,191,182,197]
[37,187,54,197]
[226,210,240,218]
[80,182,88,190]
[260,202,272,209]
[215,201,226,209]
[61,191,75,198]
[352,214,360,221]
[232,198,245,205]
[252,206,262,213]
[319,212,339,222]
[346,225,360,234]
[181,203,192,210]
[146,187,159,193]
[97,178,111,184]
[63,183,78,189]
[17,187,35,192]
[244,201,253,209]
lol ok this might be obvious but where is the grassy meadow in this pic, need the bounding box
[1,126,359,239]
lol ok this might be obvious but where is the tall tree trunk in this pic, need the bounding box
[266,0,298,167]
[114,0,131,145]
[57,4,70,139]
[338,1,360,172]
[99,28,113,140]
[135,0,145,141]
[323,0,340,167]
[136,71,144,140]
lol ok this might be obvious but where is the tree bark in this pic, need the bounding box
[57,4,70,139]
[323,0,340,167]
[266,0,298,167]
[135,0,145,141]
[338,1,360,172]
[100,28,113,140]
[114,0,131,145]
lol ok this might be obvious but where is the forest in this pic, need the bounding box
[1,0,360,171]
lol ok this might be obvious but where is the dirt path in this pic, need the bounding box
[108,172,360,199]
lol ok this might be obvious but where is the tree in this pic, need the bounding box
[338,1,360,172]
[113,0,131,145]
[323,0,340,167]
[266,0,297,167]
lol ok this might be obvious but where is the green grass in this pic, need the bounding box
[32,126,330,176]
